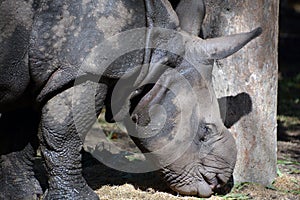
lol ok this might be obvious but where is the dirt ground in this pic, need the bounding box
[77,112,299,200]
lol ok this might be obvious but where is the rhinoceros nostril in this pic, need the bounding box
[210,177,218,187]
[131,114,138,123]
[207,176,225,191]
[216,173,228,185]
[213,175,234,195]
[209,178,219,190]
[202,173,219,190]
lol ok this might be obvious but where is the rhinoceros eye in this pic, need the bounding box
[203,126,210,133]
[198,124,212,142]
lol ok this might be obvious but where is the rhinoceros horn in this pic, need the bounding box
[175,1,262,61]
[197,27,263,60]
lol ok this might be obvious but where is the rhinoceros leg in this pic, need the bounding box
[39,82,106,200]
[0,109,42,200]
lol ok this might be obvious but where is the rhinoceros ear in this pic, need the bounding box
[175,0,205,36]
[200,27,262,60]
[145,0,179,29]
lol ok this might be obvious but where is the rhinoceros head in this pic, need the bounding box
[100,0,262,197]
[119,20,262,197]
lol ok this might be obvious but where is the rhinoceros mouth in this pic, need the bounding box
[170,181,212,197]
[164,168,232,197]
[174,174,231,197]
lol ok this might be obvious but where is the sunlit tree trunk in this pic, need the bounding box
[202,0,279,185]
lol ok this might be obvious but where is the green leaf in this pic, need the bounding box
[277,167,283,177]
[277,159,300,165]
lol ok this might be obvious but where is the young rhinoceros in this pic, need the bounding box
[0,0,261,199]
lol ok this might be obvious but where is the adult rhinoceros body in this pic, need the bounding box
[0,0,261,199]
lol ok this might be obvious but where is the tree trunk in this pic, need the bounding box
[202,0,279,185]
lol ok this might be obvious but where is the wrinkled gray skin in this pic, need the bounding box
[0,0,261,199]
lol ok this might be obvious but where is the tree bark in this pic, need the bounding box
[202,0,279,185]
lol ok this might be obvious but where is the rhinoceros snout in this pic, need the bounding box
[169,171,232,197]
[161,127,237,197]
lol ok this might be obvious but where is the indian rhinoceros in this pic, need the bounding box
[0,0,262,199]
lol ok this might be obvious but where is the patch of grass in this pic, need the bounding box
[274,187,300,195]
[125,154,144,162]
[277,115,300,129]
[276,167,284,177]
[277,159,300,165]
[106,131,115,140]
[265,184,277,191]
[289,168,300,174]
[277,159,300,175]
[231,182,252,191]
[215,183,254,200]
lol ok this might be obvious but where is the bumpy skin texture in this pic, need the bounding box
[0,0,36,111]
[0,0,261,199]
[39,82,106,200]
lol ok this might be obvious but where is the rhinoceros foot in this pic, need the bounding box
[0,156,43,200]
[42,182,99,200]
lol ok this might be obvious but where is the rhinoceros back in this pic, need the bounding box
[29,0,147,103]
